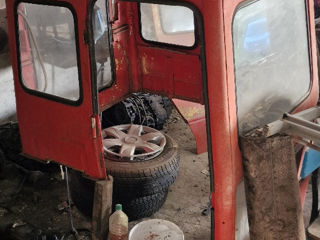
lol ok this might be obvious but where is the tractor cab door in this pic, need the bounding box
[6,0,106,178]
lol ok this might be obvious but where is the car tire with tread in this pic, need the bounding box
[118,190,168,221]
[69,133,179,221]
[69,170,169,221]
[106,134,179,198]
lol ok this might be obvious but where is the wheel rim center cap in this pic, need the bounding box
[125,136,138,144]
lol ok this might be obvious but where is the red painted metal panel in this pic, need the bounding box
[139,46,203,102]
[98,30,131,110]
[98,2,133,111]
[6,0,106,179]
[300,176,310,207]
[172,99,207,154]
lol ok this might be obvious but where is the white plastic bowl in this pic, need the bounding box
[129,219,184,240]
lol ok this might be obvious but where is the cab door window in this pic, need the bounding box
[17,2,80,102]
[140,3,195,47]
[93,0,113,90]
[233,0,311,134]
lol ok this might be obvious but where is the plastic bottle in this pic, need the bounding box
[109,204,129,240]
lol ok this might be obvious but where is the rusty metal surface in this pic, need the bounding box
[172,99,207,154]
[240,135,305,240]
[173,98,205,121]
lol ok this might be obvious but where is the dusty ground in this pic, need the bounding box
[131,111,212,239]
[0,110,211,240]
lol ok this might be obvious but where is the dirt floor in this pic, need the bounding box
[0,110,212,240]
[131,111,212,239]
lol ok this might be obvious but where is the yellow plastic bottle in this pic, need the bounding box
[109,204,129,240]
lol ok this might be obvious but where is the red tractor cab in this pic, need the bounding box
[5,0,319,239]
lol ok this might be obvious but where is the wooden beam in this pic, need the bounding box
[92,175,113,240]
[240,135,306,240]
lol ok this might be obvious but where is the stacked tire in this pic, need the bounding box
[0,122,58,172]
[101,93,173,130]
[70,134,179,221]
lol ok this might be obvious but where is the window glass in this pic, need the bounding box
[140,3,195,47]
[233,0,311,134]
[93,0,113,89]
[159,5,194,33]
[17,3,80,101]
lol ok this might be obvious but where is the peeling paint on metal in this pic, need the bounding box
[141,56,149,75]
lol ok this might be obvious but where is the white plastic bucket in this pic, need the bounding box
[129,219,184,240]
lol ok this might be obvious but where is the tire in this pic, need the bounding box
[69,170,169,221]
[118,190,168,221]
[0,122,21,153]
[101,93,173,130]
[146,95,168,130]
[101,103,131,129]
[106,133,179,198]
[162,96,173,118]
[0,122,58,172]
[69,134,179,221]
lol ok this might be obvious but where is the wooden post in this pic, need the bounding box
[240,135,306,240]
[92,175,113,240]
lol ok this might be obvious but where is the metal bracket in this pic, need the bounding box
[249,107,320,151]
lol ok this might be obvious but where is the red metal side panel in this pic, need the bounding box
[98,2,133,110]
[6,0,106,179]
[98,29,131,110]
[200,1,241,238]
[139,46,203,102]
[172,99,207,154]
